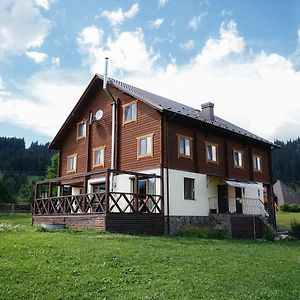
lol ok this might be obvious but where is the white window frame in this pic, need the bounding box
[77,121,86,140]
[233,150,243,168]
[177,134,193,159]
[206,142,218,163]
[184,177,195,200]
[253,154,262,172]
[123,101,137,125]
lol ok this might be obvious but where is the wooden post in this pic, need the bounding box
[105,169,110,213]
[134,175,138,213]
[160,176,164,214]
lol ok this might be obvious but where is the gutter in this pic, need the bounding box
[103,58,116,192]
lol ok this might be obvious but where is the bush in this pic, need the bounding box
[264,226,276,241]
[182,225,228,239]
[281,204,300,212]
[290,220,300,239]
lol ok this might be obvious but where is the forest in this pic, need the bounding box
[0,136,299,204]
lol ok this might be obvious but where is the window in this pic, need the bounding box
[93,147,105,168]
[77,121,86,139]
[92,182,105,193]
[206,143,218,163]
[253,155,262,172]
[67,154,77,173]
[137,134,153,159]
[123,101,137,125]
[184,178,195,200]
[233,150,243,168]
[177,135,193,159]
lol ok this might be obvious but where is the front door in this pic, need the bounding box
[217,185,229,213]
[235,187,243,214]
[134,178,156,212]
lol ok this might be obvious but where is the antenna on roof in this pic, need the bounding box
[103,57,109,89]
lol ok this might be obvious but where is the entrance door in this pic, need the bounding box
[134,178,156,212]
[235,187,243,214]
[217,185,229,213]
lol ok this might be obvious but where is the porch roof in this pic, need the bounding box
[225,180,263,190]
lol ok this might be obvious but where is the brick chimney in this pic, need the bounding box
[201,102,214,120]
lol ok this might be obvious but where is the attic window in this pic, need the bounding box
[123,101,137,125]
[253,155,262,172]
[77,121,86,140]
[233,150,243,168]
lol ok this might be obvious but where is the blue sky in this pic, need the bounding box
[1,0,300,147]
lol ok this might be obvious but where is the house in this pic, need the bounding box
[32,71,278,238]
[273,180,300,207]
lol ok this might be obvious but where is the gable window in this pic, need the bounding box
[184,178,195,200]
[77,121,86,139]
[93,147,105,168]
[253,155,262,172]
[123,101,137,125]
[206,143,218,163]
[67,154,77,173]
[233,150,243,168]
[177,134,193,159]
[137,134,153,159]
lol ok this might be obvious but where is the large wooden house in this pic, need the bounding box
[32,73,278,238]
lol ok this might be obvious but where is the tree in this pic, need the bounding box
[0,173,13,204]
[46,154,59,179]
[18,180,36,203]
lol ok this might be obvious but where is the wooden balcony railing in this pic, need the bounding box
[33,192,163,215]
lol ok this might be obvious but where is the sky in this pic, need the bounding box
[1,0,300,147]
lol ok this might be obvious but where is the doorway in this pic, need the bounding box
[217,185,229,213]
[235,187,243,214]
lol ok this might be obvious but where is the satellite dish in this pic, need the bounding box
[95,109,103,121]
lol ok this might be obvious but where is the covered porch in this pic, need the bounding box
[32,169,165,235]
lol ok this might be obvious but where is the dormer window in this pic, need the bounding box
[177,134,193,159]
[67,154,77,173]
[253,155,262,172]
[123,101,137,125]
[233,150,243,168]
[77,121,86,140]
[206,142,218,163]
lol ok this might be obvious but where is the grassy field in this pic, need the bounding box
[276,211,300,229]
[0,214,300,300]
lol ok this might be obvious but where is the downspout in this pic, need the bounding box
[103,58,116,192]
[165,113,170,235]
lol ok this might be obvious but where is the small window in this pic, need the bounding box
[137,134,153,159]
[123,101,137,125]
[67,154,77,173]
[233,150,243,168]
[184,178,195,200]
[253,155,262,172]
[206,143,218,163]
[178,135,193,159]
[93,147,105,168]
[77,121,86,139]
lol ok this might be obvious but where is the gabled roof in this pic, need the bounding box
[50,74,278,149]
[273,180,300,205]
[102,75,277,148]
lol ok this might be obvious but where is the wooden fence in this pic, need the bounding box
[0,203,31,213]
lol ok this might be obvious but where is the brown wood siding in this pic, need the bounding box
[166,117,271,184]
[109,86,162,172]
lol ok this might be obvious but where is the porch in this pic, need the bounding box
[32,169,165,235]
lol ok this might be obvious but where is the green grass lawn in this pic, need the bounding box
[276,211,300,229]
[1,214,300,300]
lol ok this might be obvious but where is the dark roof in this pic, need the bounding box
[100,74,277,147]
[273,180,300,205]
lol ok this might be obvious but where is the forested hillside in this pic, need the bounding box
[272,138,300,191]
[0,137,55,203]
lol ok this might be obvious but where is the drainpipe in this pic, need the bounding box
[103,58,116,192]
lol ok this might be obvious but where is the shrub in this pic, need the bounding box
[281,204,300,212]
[290,220,300,239]
[182,225,228,239]
[264,226,276,241]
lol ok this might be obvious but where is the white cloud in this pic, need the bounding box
[0,70,88,137]
[77,25,104,47]
[188,14,206,30]
[34,0,49,10]
[100,3,139,26]
[0,0,51,59]
[25,51,48,63]
[180,40,195,50]
[158,0,168,7]
[77,26,158,77]
[149,18,164,29]
[51,57,60,67]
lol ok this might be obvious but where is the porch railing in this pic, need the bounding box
[33,192,163,215]
[208,197,269,216]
